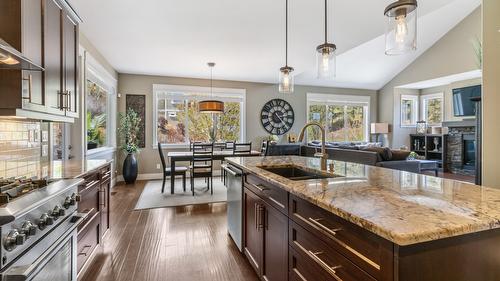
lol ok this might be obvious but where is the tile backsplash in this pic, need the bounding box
[0,120,42,179]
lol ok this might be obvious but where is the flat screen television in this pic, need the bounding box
[452,85,481,117]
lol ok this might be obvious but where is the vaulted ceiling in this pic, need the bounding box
[68,0,480,90]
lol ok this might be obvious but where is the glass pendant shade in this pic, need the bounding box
[198,100,224,113]
[316,43,336,79]
[384,0,417,55]
[279,66,294,94]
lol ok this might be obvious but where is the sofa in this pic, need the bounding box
[301,145,434,174]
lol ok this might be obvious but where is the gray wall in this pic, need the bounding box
[117,74,377,175]
[482,0,500,187]
[378,8,481,148]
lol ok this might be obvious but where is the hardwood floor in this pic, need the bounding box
[79,180,258,281]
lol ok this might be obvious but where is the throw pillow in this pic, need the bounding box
[391,150,411,161]
[362,147,393,161]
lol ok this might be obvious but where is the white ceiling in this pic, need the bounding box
[68,0,480,90]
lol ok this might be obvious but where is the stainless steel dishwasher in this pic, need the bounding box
[224,164,244,251]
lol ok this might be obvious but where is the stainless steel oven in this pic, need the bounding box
[1,212,84,281]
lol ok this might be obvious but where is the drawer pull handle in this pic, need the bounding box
[307,250,343,281]
[268,196,285,209]
[254,184,269,192]
[308,217,342,236]
[78,245,92,256]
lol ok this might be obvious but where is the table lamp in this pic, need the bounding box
[371,123,389,144]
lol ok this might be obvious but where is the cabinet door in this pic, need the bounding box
[99,178,110,237]
[44,0,64,115]
[243,188,263,275]
[262,202,288,281]
[63,12,78,117]
[21,0,44,110]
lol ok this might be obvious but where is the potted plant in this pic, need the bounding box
[118,108,141,184]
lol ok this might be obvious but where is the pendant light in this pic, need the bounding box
[316,0,336,79]
[384,0,418,55]
[199,62,224,113]
[278,0,294,94]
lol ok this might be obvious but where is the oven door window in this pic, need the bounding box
[31,239,73,281]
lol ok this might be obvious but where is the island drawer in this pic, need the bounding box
[289,220,376,281]
[245,174,288,214]
[289,194,393,280]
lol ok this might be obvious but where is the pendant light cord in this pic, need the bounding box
[210,65,213,97]
[324,0,327,43]
[285,0,289,67]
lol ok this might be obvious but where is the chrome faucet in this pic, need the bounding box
[298,122,328,171]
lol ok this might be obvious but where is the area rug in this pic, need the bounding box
[134,178,227,210]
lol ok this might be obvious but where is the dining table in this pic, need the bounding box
[166,150,261,194]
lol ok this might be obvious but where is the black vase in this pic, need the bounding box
[123,153,138,184]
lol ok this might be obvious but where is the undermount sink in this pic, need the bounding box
[259,165,341,181]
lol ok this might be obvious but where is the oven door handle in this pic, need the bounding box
[2,212,85,281]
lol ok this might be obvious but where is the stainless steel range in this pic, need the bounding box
[0,177,85,281]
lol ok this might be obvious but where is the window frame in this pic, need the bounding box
[84,52,117,155]
[306,93,371,142]
[420,93,444,126]
[400,94,419,128]
[153,84,246,148]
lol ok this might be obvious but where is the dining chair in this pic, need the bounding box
[233,142,252,155]
[190,142,214,195]
[221,141,235,184]
[157,143,188,193]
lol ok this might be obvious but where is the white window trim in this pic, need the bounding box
[420,93,444,126]
[84,52,117,155]
[400,94,419,128]
[306,93,371,142]
[153,84,246,148]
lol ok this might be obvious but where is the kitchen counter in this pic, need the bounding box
[44,159,112,179]
[226,156,500,246]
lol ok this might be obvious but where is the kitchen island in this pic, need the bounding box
[226,156,500,281]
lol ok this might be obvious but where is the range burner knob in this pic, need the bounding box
[21,221,37,237]
[63,196,72,209]
[4,230,26,251]
[51,206,64,219]
[71,193,81,203]
[37,214,51,230]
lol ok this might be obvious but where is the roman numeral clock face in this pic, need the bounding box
[260,99,294,135]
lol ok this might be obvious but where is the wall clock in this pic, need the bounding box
[260,99,294,135]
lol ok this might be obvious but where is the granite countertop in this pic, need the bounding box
[226,156,500,246]
[42,159,112,179]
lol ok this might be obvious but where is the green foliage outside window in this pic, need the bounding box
[426,98,442,125]
[157,99,241,144]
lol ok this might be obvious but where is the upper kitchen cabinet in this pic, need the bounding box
[0,0,81,122]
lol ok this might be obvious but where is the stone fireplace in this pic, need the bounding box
[444,120,476,176]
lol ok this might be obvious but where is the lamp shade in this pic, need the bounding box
[198,100,224,113]
[371,123,389,134]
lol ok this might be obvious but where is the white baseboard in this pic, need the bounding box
[116,170,223,183]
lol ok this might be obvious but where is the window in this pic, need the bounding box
[86,80,108,150]
[307,93,370,142]
[421,93,444,126]
[84,54,117,153]
[153,84,245,147]
[400,95,418,127]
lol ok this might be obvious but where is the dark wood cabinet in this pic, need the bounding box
[0,0,79,122]
[76,163,112,275]
[62,11,79,118]
[243,179,288,281]
[243,188,263,273]
[43,0,64,115]
[262,200,288,281]
[242,172,500,281]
